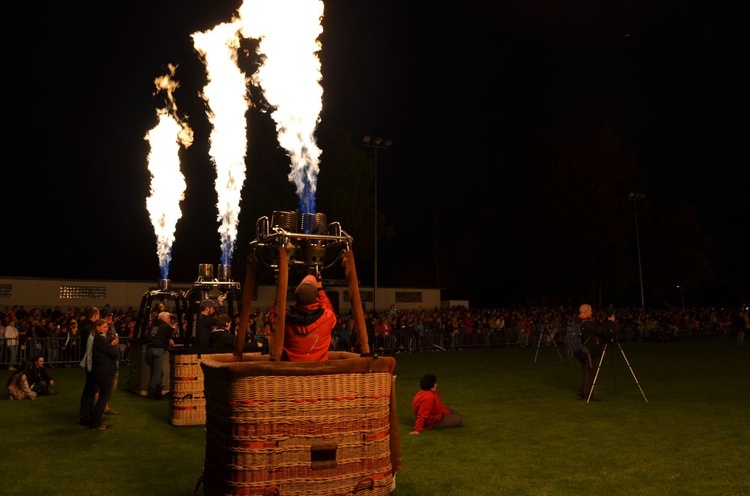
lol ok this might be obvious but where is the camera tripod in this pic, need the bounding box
[588,336,648,403]
[533,323,564,364]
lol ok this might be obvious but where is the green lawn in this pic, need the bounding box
[1,336,748,496]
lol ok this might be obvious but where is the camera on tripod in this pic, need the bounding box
[604,304,617,341]
[587,304,649,403]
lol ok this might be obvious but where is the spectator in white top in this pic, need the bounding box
[4,316,20,370]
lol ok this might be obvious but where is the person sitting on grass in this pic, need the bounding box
[28,355,57,396]
[7,360,37,400]
[409,374,463,435]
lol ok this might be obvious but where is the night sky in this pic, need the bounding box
[4,1,747,307]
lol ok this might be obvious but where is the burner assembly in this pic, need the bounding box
[182,262,243,345]
[132,210,354,351]
[250,210,353,274]
[233,209,370,361]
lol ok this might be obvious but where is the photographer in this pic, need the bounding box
[575,304,615,401]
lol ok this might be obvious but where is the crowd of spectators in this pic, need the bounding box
[351,304,748,353]
[1,303,747,368]
[1,305,137,369]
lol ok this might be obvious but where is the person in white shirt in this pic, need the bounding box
[4,316,20,370]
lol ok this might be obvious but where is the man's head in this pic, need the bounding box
[201,299,218,314]
[100,307,113,322]
[217,313,232,330]
[419,374,438,391]
[579,304,593,318]
[86,306,100,320]
[294,275,319,305]
[158,311,172,323]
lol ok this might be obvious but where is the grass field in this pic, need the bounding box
[1,335,748,496]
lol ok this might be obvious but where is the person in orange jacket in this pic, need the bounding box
[409,374,463,435]
[282,274,337,362]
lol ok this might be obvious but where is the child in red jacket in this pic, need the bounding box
[410,374,463,435]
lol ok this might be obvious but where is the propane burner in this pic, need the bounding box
[271,210,298,232]
[251,210,352,272]
[301,212,327,235]
[218,264,231,282]
[198,264,214,280]
[194,264,240,289]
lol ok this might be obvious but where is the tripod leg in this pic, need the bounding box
[587,344,607,403]
[533,329,543,364]
[616,342,648,403]
[565,335,575,363]
[611,340,617,396]
[551,333,564,362]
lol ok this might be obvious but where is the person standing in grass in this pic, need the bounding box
[146,311,175,400]
[90,319,119,430]
[79,306,100,425]
[574,303,615,401]
[4,315,20,370]
[99,307,120,415]
[409,374,462,435]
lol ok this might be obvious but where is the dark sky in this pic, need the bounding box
[4,1,747,306]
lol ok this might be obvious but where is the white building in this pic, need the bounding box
[0,276,443,314]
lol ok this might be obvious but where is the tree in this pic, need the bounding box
[521,124,645,307]
[314,121,376,261]
[644,202,716,306]
[713,192,750,304]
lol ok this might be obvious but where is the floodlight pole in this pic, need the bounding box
[363,136,393,312]
[629,192,646,309]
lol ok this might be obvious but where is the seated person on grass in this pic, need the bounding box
[409,374,463,435]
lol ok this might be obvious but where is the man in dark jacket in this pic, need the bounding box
[575,304,615,401]
[146,312,174,400]
[196,298,223,348]
[90,319,119,430]
[79,306,100,425]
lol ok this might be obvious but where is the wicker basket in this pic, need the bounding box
[169,350,259,426]
[199,352,400,496]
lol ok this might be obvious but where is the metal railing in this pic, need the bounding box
[0,320,720,368]
[0,337,132,369]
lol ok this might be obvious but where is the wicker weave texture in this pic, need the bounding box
[169,352,259,426]
[201,365,395,495]
[169,353,208,426]
[202,459,393,496]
